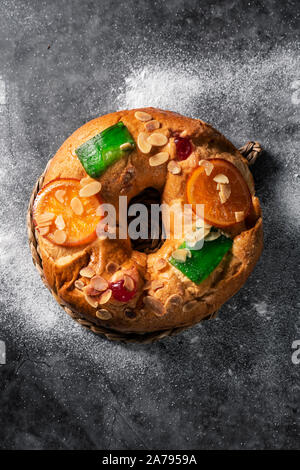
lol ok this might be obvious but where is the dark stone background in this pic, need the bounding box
[0,0,299,450]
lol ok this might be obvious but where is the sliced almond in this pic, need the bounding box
[79,266,95,278]
[37,212,55,224]
[55,215,65,230]
[235,211,245,222]
[205,231,221,241]
[96,309,112,320]
[106,261,119,274]
[84,284,101,296]
[171,248,191,263]
[38,220,54,228]
[90,275,108,292]
[219,183,231,204]
[79,181,102,198]
[149,152,169,167]
[199,159,214,176]
[70,197,84,215]
[180,130,188,137]
[80,176,94,186]
[147,133,168,146]
[74,280,85,290]
[151,280,164,291]
[123,274,135,292]
[55,189,66,203]
[183,300,198,312]
[213,173,229,184]
[137,132,152,153]
[155,258,167,271]
[143,296,165,316]
[165,294,182,309]
[134,110,152,122]
[98,289,112,305]
[120,142,133,151]
[144,120,160,132]
[85,294,98,308]
[53,229,67,244]
[39,226,49,236]
[167,160,181,175]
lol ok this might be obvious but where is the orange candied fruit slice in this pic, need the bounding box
[33,178,103,247]
[186,159,251,228]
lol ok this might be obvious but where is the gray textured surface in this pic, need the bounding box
[0,0,299,450]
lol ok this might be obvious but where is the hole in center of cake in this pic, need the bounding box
[128,187,164,254]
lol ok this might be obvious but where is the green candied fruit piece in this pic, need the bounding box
[75,122,135,178]
[169,235,233,284]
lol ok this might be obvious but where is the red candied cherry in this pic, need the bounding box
[174,136,192,161]
[109,277,137,302]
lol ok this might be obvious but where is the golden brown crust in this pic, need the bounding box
[36,108,263,333]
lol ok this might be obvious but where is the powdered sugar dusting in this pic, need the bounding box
[0,44,299,376]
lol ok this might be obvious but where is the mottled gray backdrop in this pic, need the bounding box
[0,0,299,450]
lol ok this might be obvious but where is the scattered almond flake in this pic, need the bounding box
[98,289,112,305]
[84,284,101,297]
[137,132,152,153]
[79,266,95,278]
[199,159,214,176]
[165,294,182,308]
[85,294,98,308]
[185,230,208,248]
[79,181,102,198]
[70,197,84,215]
[37,212,55,223]
[172,248,190,263]
[134,110,152,121]
[55,189,66,204]
[205,231,221,241]
[74,280,85,290]
[183,300,198,312]
[143,296,165,316]
[167,160,181,174]
[151,280,164,291]
[55,215,65,230]
[235,211,245,222]
[53,229,67,244]
[195,219,212,230]
[39,226,49,236]
[90,275,108,292]
[180,130,188,137]
[96,309,112,320]
[219,183,231,204]
[213,173,229,184]
[155,258,167,271]
[147,133,168,146]
[149,152,169,167]
[80,176,94,186]
[144,120,160,131]
[106,262,119,274]
[120,142,133,150]
[110,271,125,283]
[123,274,135,292]
[37,220,53,228]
